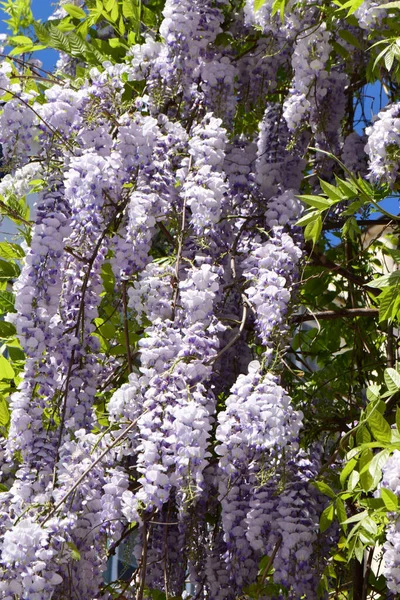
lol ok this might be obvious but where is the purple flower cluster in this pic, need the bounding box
[0,0,376,595]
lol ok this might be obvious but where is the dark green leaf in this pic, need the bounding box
[335,498,347,532]
[0,259,20,281]
[313,481,336,499]
[338,29,362,49]
[0,291,15,313]
[48,24,71,53]
[0,322,16,339]
[320,503,335,532]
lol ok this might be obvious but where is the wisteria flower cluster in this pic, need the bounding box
[0,0,395,598]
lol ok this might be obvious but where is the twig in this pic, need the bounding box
[171,160,190,320]
[361,547,374,600]
[291,308,379,323]
[42,413,145,525]
[206,301,247,365]
[311,250,380,296]
[136,522,150,600]
[122,280,133,374]
[260,536,282,584]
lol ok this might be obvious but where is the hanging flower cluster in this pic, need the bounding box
[0,0,394,598]
[365,101,400,187]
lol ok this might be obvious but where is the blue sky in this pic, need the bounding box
[0,0,57,70]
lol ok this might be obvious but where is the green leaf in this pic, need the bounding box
[304,215,322,245]
[9,34,33,44]
[141,5,157,27]
[368,270,400,289]
[319,179,342,202]
[335,498,347,532]
[313,481,336,499]
[62,3,86,18]
[366,384,381,402]
[0,322,16,339]
[110,1,119,22]
[367,410,391,443]
[9,45,35,56]
[396,407,400,433]
[331,40,350,59]
[337,0,366,15]
[66,541,81,561]
[254,0,267,9]
[122,0,139,18]
[48,24,71,53]
[297,194,331,209]
[354,542,364,563]
[0,291,15,313]
[348,469,360,491]
[330,40,350,60]
[34,21,51,44]
[356,425,371,445]
[359,448,374,492]
[385,367,400,393]
[342,509,368,526]
[0,243,24,260]
[373,45,391,71]
[361,516,378,536]
[340,457,357,487]
[0,259,20,281]
[335,176,358,197]
[381,487,398,511]
[378,286,400,323]
[0,396,9,426]
[369,449,391,488]
[320,503,334,532]
[67,32,88,56]
[296,210,320,227]
[338,29,362,49]
[342,217,361,241]
[380,1,400,7]
[385,46,395,71]
[0,355,14,379]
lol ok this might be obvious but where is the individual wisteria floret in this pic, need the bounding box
[365,102,400,187]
